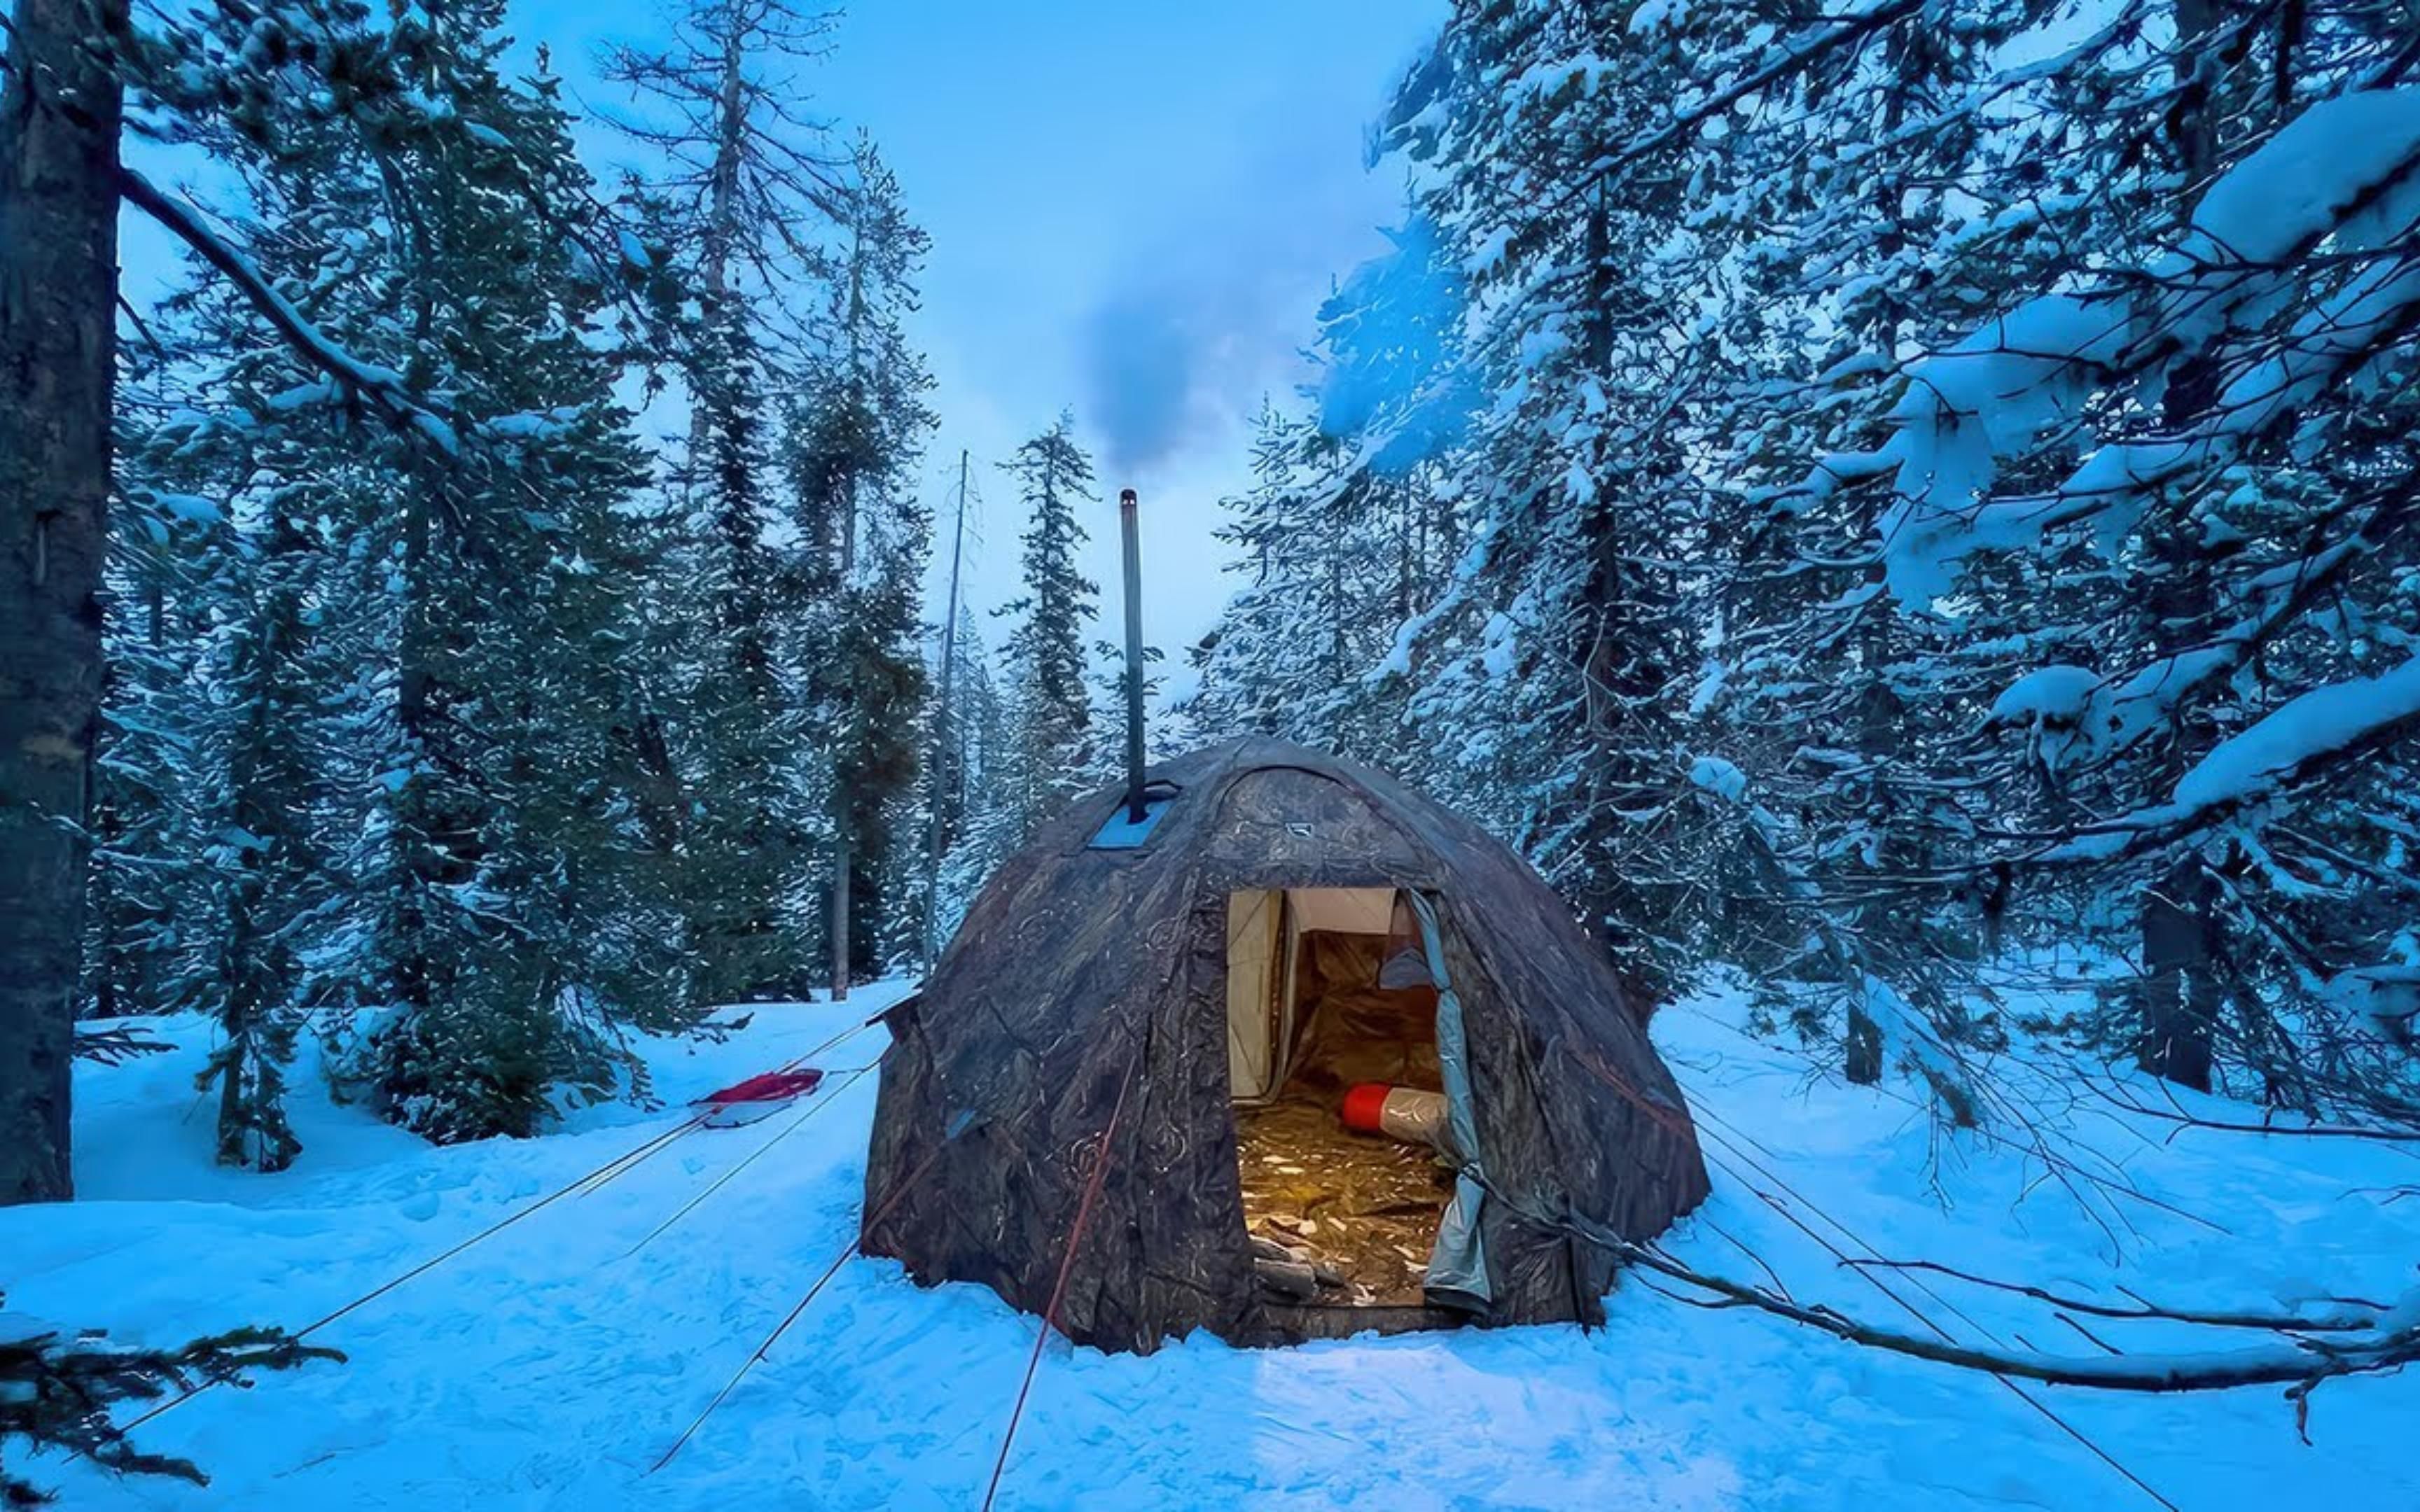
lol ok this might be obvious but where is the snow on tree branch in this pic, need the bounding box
[1808,85,2420,603]
[115,167,457,452]
[2037,652,2420,865]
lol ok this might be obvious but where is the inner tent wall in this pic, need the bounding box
[1224,887,1401,1103]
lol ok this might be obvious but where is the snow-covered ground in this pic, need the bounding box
[7,974,2414,1509]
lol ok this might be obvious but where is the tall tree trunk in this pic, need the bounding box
[1569,184,1631,984]
[921,455,968,967]
[678,13,749,483]
[0,0,127,1205]
[1846,32,1919,1088]
[828,824,851,1004]
[2139,0,2225,1091]
[389,473,438,1016]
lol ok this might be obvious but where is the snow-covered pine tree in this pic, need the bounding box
[810,509,932,981]
[1358,1,1731,1004]
[184,496,325,1170]
[994,414,1102,836]
[928,608,1015,944]
[1653,3,2041,1101]
[1181,400,1423,762]
[602,0,850,1007]
[1,0,534,1194]
[600,0,844,357]
[79,483,210,1030]
[788,138,937,992]
[352,11,704,1138]
[100,48,424,1165]
[109,5,693,1140]
[1718,1,2420,1115]
[652,304,815,1006]
[1181,402,1323,742]
[1180,0,2420,1132]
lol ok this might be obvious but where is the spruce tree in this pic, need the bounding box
[788,138,936,994]
[929,610,1015,944]
[1357,2,1731,1002]
[113,2,699,1141]
[80,486,209,1030]
[341,10,690,1138]
[995,414,1101,835]
[603,0,852,1005]
[1191,0,2420,1122]
[105,62,408,1164]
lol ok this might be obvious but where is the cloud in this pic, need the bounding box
[1078,104,1404,479]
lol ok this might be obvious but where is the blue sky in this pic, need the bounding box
[550,0,1449,670]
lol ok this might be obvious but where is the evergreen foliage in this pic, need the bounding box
[7,0,2419,1490]
[994,414,1103,836]
[0,1298,336,1506]
[604,0,850,1007]
[1185,0,2420,1124]
[65,0,945,1153]
[791,138,938,985]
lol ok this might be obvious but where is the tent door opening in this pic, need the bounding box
[1227,887,1458,1309]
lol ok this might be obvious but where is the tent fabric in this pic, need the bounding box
[1228,887,1417,1107]
[1281,930,1437,1093]
[1283,886,1397,934]
[1224,891,1283,1103]
[1407,889,1489,1310]
[861,737,1711,1353]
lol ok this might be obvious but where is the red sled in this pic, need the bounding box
[694,1068,825,1128]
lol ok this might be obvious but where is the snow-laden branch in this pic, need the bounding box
[2036,651,2420,864]
[115,166,458,454]
[1988,524,2373,780]
[1794,85,2420,602]
[1587,0,1926,183]
[1940,645,2420,877]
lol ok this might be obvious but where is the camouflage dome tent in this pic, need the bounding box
[863,737,1709,1352]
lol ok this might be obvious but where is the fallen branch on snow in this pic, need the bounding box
[1618,1237,2420,1398]
[0,1302,339,1505]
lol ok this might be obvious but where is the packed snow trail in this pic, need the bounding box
[5,973,2415,1509]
